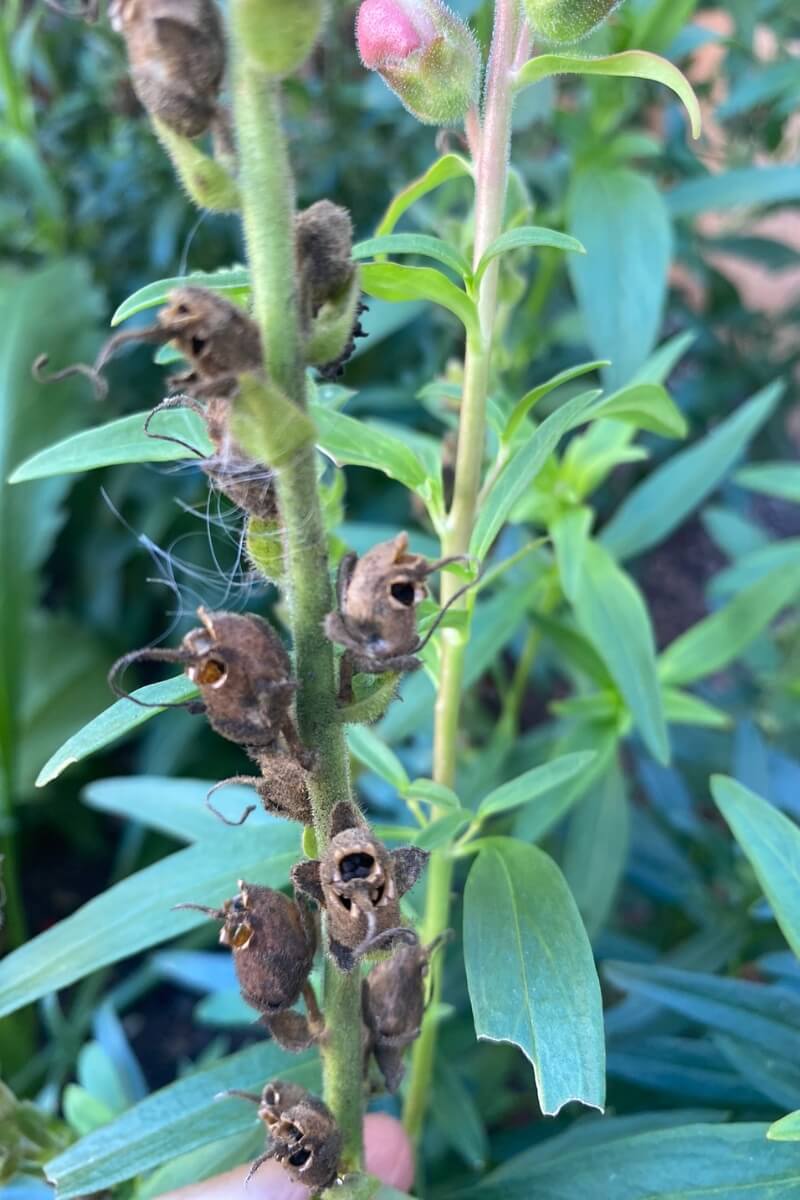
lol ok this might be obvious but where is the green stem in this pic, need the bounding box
[230,31,362,1169]
[403,0,520,1141]
[0,16,29,137]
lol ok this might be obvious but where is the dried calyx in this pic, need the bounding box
[229,1080,342,1193]
[292,802,429,972]
[110,0,227,140]
[295,200,368,379]
[362,933,449,1091]
[325,531,472,684]
[109,608,313,826]
[177,882,322,1052]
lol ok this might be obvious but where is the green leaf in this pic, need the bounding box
[712,776,800,961]
[478,752,595,819]
[551,507,593,604]
[504,360,609,444]
[415,810,471,851]
[573,541,669,764]
[563,759,629,939]
[464,840,605,1115]
[360,262,480,343]
[668,165,800,219]
[769,1111,800,1142]
[515,50,701,139]
[735,463,800,504]
[472,389,601,559]
[472,1122,800,1199]
[375,153,472,237]
[83,776,272,843]
[659,563,800,686]
[405,778,460,811]
[0,818,298,1018]
[475,226,585,282]
[36,676,200,787]
[583,382,688,439]
[567,167,672,390]
[513,728,619,845]
[111,268,250,326]
[662,688,731,730]
[312,405,428,491]
[352,233,471,280]
[431,1060,488,1171]
[603,381,783,561]
[46,1043,317,1199]
[347,725,409,792]
[9,410,212,482]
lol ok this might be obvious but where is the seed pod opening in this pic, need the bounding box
[242,1081,342,1191]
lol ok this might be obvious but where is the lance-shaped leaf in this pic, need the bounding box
[474,226,585,282]
[112,268,250,325]
[360,262,480,343]
[375,153,473,237]
[464,839,605,1116]
[353,233,471,281]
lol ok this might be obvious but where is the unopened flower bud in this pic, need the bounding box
[233,0,327,77]
[523,0,623,45]
[356,0,481,127]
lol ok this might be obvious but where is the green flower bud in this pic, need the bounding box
[356,0,481,127]
[233,0,327,77]
[523,0,623,45]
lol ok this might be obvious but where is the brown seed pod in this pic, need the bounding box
[175,882,321,1051]
[230,1081,342,1193]
[109,0,226,139]
[295,200,355,319]
[292,802,428,972]
[206,749,312,828]
[325,532,472,678]
[362,934,449,1092]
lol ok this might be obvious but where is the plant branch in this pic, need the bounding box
[403,0,520,1141]
[229,28,363,1169]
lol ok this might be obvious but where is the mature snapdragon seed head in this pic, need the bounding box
[243,1081,342,1191]
[356,0,481,127]
[522,0,624,44]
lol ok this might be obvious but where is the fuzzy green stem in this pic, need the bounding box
[403,0,520,1142]
[230,28,363,1169]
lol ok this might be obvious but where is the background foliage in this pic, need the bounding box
[1,0,800,1196]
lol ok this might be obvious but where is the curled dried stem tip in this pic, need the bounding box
[204,777,257,827]
[32,354,109,401]
[33,325,163,401]
[107,646,202,710]
[144,397,207,460]
[172,901,226,919]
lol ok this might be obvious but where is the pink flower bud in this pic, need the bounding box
[355,0,480,127]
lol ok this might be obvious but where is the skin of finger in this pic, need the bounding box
[156,1112,415,1200]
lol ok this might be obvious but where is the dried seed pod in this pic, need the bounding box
[110,0,226,139]
[325,532,470,677]
[362,935,448,1092]
[206,749,312,828]
[109,607,298,747]
[296,200,355,318]
[175,882,321,1051]
[231,1081,342,1192]
[292,802,428,972]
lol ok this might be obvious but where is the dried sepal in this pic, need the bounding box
[110,0,227,139]
[176,882,317,1021]
[205,750,312,827]
[296,201,355,319]
[232,1081,342,1194]
[362,934,448,1092]
[291,802,428,972]
[325,532,469,677]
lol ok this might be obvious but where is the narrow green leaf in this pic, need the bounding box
[472,1122,800,1199]
[735,463,800,504]
[0,820,298,1018]
[360,262,480,342]
[312,405,427,490]
[46,1043,317,1199]
[415,810,471,851]
[405,778,460,811]
[668,165,800,218]
[478,752,595,819]
[352,234,471,280]
[583,382,688,439]
[662,688,731,730]
[111,268,250,326]
[347,725,409,792]
[563,759,629,939]
[475,226,585,282]
[431,1060,488,1170]
[472,389,601,559]
[573,541,669,763]
[464,840,605,1115]
[659,563,800,686]
[375,153,473,237]
[712,776,800,961]
[551,507,593,604]
[603,381,783,561]
[515,50,701,138]
[36,676,199,787]
[769,1111,800,1142]
[9,411,213,482]
[83,776,272,843]
[504,360,608,443]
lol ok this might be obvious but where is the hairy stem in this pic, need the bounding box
[230,30,363,1168]
[403,0,520,1141]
